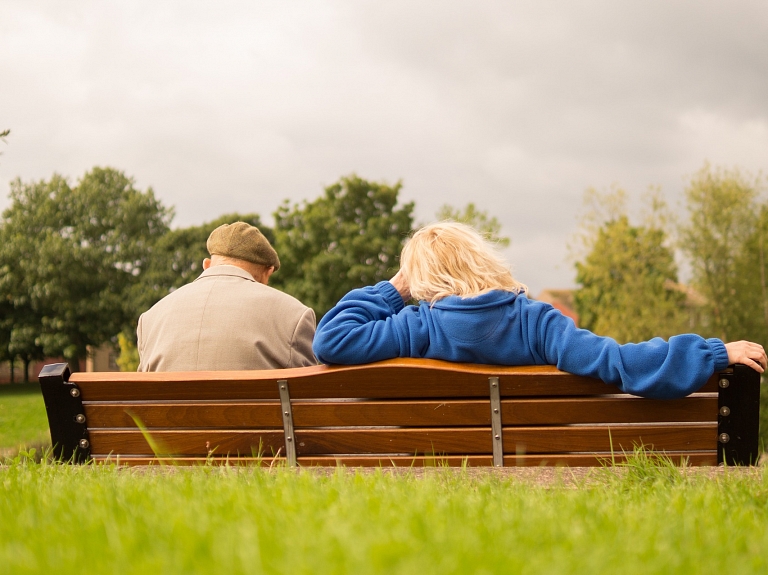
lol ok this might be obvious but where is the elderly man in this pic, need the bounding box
[137,222,316,371]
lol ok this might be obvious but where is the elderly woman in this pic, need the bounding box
[312,221,766,399]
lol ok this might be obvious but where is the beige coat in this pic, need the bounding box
[137,265,316,371]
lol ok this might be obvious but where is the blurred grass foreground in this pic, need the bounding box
[1,458,767,575]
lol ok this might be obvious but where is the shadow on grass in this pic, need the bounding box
[0,382,42,397]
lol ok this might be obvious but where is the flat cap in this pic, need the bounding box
[207,222,280,271]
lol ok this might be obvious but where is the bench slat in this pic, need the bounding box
[84,402,284,428]
[502,396,716,425]
[88,452,719,467]
[72,376,614,401]
[295,425,715,455]
[83,396,717,429]
[73,375,720,402]
[70,360,720,401]
[294,397,716,426]
[72,376,717,402]
[89,429,286,457]
[69,360,618,400]
[88,424,715,456]
[299,452,720,467]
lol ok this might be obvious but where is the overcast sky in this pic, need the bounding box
[2,1,767,294]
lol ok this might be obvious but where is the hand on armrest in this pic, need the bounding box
[725,340,767,373]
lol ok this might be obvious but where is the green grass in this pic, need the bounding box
[0,384,49,452]
[1,457,767,575]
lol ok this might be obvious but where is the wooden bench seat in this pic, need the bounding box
[38,358,761,467]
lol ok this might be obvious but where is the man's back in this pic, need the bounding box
[137,265,316,371]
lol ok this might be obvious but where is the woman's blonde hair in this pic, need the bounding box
[399,221,527,304]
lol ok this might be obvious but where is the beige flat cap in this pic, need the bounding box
[206,222,280,271]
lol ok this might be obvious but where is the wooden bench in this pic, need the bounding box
[38,358,761,467]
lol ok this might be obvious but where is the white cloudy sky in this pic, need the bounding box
[1,1,767,294]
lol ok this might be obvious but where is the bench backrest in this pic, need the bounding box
[38,358,761,466]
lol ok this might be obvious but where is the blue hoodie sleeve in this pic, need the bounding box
[313,282,418,364]
[528,302,730,398]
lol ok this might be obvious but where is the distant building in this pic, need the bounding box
[534,289,579,326]
[85,344,120,373]
[535,282,707,333]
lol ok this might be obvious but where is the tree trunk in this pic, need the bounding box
[23,357,30,383]
[9,359,15,384]
[68,358,80,373]
[760,228,768,329]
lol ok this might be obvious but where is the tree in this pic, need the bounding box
[435,202,510,247]
[0,167,172,369]
[0,179,53,380]
[0,129,8,170]
[573,188,687,343]
[271,175,414,318]
[115,332,140,372]
[678,164,763,341]
[728,204,768,346]
[0,292,16,382]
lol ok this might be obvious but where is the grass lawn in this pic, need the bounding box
[0,384,49,453]
[1,459,767,575]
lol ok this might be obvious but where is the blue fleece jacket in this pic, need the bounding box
[312,281,730,399]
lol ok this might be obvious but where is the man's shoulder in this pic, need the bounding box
[198,275,310,315]
[139,280,203,319]
[245,282,312,314]
[140,274,312,320]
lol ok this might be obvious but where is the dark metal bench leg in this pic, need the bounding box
[38,363,91,464]
[717,364,761,466]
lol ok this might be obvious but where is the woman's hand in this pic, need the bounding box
[389,269,411,302]
[725,340,767,373]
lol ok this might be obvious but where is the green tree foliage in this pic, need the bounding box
[116,333,140,373]
[730,205,768,345]
[435,203,511,247]
[272,175,414,317]
[0,168,172,369]
[679,164,764,341]
[573,189,686,343]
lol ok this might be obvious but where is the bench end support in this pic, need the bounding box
[38,363,91,464]
[717,364,761,466]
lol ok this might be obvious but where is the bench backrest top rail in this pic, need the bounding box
[67,358,718,401]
